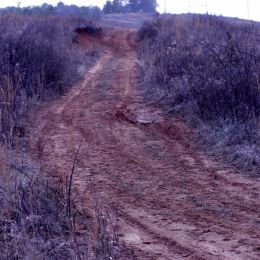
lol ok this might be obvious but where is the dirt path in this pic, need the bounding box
[30,29,260,259]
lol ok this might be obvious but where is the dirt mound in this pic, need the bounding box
[74,27,136,54]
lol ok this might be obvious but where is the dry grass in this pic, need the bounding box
[0,13,127,258]
[0,14,99,144]
[138,14,260,175]
[0,144,125,259]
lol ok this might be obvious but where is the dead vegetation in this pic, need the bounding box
[0,14,99,144]
[138,14,260,175]
[0,13,126,259]
[0,145,123,259]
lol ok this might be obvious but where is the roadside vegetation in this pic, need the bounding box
[0,149,123,259]
[0,2,102,20]
[138,14,260,175]
[0,11,126,259]
[0,14,99,144]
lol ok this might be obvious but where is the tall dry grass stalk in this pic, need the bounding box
[0,70,23,144]
[0,142,124,258]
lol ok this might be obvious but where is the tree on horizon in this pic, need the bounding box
[103,0,157,14]
[103,0,125,14]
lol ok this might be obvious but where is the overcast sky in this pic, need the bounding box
[0,0,259,21]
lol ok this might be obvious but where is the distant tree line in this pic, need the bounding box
[103,0,157,14]
[0,1,157,17]
[0,2,102,19]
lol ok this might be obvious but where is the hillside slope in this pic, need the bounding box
[29,25,260,259]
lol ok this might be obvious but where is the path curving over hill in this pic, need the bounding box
[30,28,260,259]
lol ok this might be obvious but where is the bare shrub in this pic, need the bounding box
[138,14,260,174]
[137,21,158,41]
[0,146,124,259]
[0,14,97,144]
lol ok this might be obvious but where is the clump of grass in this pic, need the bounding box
[138,14,260,175]
[0,145,124,259]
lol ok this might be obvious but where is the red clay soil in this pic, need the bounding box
[30,29,260,259]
